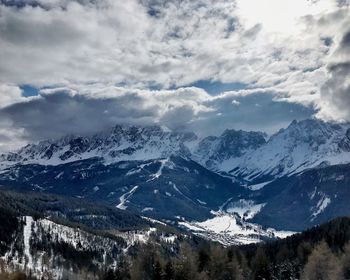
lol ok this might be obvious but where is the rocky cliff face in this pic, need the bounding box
[227,119,350,181]
[193,129,267,170]
[0,125,197,167]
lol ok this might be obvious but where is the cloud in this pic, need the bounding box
[0,85,315,152]
[0,0,349,151]
[197,89,315,135]
[0,89,156,141]
[0,0,239,87]
[317,61,350,121]
[309,7,350,121]
[0,0,341,91]
[0,86,211,145]
[0,84,26,107]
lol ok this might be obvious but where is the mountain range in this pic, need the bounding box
[0,118,349,244]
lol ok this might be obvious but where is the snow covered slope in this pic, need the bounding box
[227,119,350,181]
[1,119,350,241]
[1,215,178,280]
[179,211,294,246]
[1,120,349,182]
[250,163,350,231]
[2,216,136,279]
[192,129,266,170]
[0,124,197,168]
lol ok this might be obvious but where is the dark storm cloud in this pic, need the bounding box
[320,62,350,120]
[0,86,316,147]
[318,29,350,120]
[0,0,101,9]
[0,12,84,47]
[0,91,158,141]
[328,61,350,72]
[337,0,350,7]
[340,30,350,50]
[191,92,315,135]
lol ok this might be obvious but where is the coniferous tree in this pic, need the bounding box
[103,269,117,280]
[197,248,210,273]
[115,255,131,280]
[153,261,163,280]
[251,247,272,280]
[164,261,175,280]
[174,244,199,280]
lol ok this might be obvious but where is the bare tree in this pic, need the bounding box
[301,241,342,280]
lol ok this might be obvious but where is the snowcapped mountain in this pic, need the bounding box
[1,119,350,244]
[2,119,349,182]
[249,162,350,231]
[0,124,197,168]
[226,119,350,181]
[192,129,267,170]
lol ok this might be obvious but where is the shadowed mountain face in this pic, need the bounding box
[228,119,350,181]
[247,163,350,231]
[0,124,197,166]
[0,156,248,221]
[0,189,151,231]
[193,129,267,170]
[0,119,349,234]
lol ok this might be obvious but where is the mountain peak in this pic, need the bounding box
[229,119,350,180]
[1,119,349,180]
[193,128,266,169]
[0,123,198,167]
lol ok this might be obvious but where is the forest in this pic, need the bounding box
[102,217,350,280]
[1,190,350,280]
[3,217,348,280]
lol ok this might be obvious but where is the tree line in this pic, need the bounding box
[103,217,350,280]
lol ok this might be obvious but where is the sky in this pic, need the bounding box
[0,0,349,152]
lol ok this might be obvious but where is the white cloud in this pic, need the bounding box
[0,84,315,152]
[0,0,349,151]
[0,84,26,108]
[0,0,342,92]
[236,0,337,34]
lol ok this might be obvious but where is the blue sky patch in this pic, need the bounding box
[190,80,247,95]
[20,85,39,97]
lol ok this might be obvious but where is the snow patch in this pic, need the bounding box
[148,158,172,181]
[311,194,331,220]
[246,180,273,191]
[179,212,295,246]
[197,199,207,205]
[23,216,33,268]
[225,199,266,220]
[116,185,139,210]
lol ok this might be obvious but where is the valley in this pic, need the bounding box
[0,119,349,245]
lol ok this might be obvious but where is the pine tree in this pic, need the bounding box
[251,246,272,280]
[198,248,210,273]
[115,255,131,280]
[103,269,117,280]
[153,261,163,280]
[164,261,175,280]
